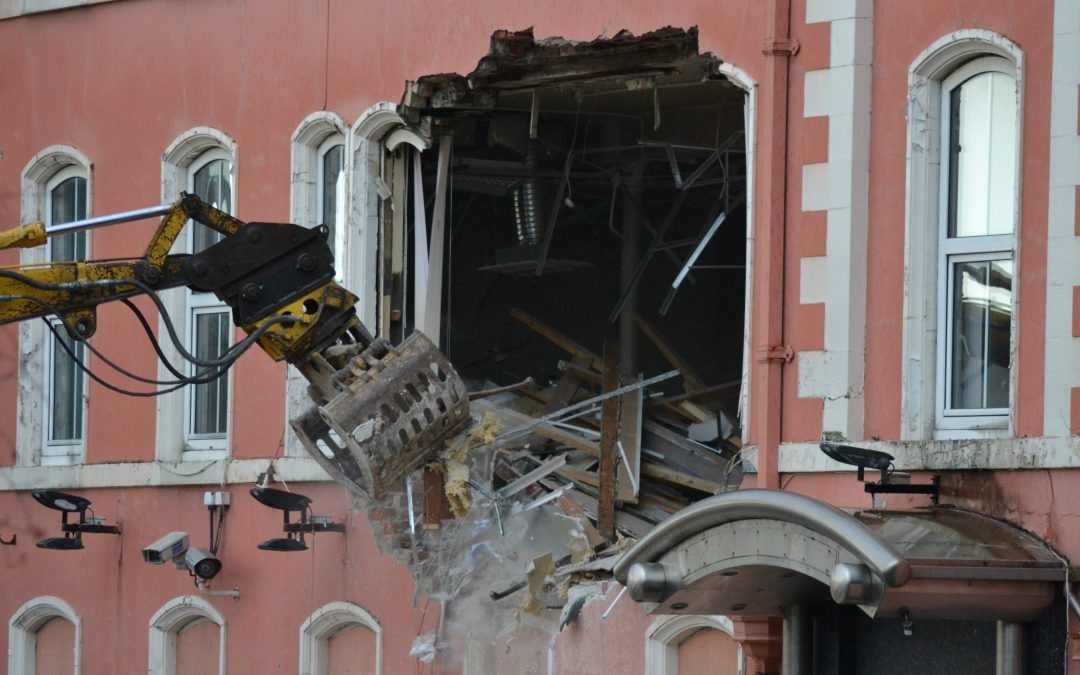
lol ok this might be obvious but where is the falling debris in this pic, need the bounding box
[468,412,505,451]
[521,552,557,615]
[409,632,437,663]
[443,459,473,517]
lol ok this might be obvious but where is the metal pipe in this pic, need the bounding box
[498,369,679,439]
[782,604,813,675]
[995,621,1026,675]
[1068,586,1080,619]
[44,203,172,236]
[752,0,794,490]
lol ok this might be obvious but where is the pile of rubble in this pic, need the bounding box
[358,306,743,662]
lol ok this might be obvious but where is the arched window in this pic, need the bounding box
[937,57,1017,426]
[157,128,237,461]
[318,135,347,264]
[148,595,226,675]
[299,601,381,675]
[185,147,234,449]
[290,111,348,273]
[645,615,742,675]
[350,102,419,332]
[901,31,1022,440]
[18,146,92,467]
[285,113,348,455]
[8,595,82,674]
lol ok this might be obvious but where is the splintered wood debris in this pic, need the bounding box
[430,304,743,609]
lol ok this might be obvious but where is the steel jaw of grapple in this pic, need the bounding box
[291,331,470,500]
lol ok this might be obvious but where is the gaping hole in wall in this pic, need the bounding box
[384,27,747,450]
[444,69,745,402]
[351,28,752,663]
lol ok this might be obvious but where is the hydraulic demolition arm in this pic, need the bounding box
[0,194,469,497]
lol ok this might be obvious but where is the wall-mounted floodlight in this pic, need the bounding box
[818,443,938,501]
[32,490,120,550]
[250,487,344,552]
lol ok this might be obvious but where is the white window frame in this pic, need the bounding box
[183,148,234,456]
[8,595,82,675]
[17,145,93,467]
[317,134,348,278]
[41,165,90,464]
[285,112,349,456]
[934,57,1017,432]
[299,601,381,675]
[156,128,237,463]
[148,595,226,675]
[645,614,742,675]
[900,31,1023,441]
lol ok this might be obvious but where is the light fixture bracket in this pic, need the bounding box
[32,490,120,550]
[251,487,344,552]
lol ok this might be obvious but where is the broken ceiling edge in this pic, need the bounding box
[399,25,718,122]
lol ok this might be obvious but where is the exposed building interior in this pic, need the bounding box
[399,29,749,425]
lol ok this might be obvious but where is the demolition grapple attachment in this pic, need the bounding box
[292,331,471,499]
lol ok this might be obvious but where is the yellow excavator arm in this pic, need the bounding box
[0,195,469,498]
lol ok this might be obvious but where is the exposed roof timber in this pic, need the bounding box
[400,26,712,120]
[472,26,703,89]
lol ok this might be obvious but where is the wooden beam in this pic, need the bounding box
[649,379,742,407]
[638,488,688,514]
[616,373,643,504]
[641,461,724,495]
[563,488,655,539]
[558,467,599,488]
[472,399,600,457]
[511,307,603,371]
[525,356,590,450]
[634,313,707,392]
[557,493,606,550]
[597,339,621,542]
[558,359,603,387]
[422,467,449,529]
[641,419,726,481]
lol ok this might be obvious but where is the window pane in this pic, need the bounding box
[49,176,87,262]
[47,176,88,448]
[50,326,85,442]
[192,311,230,436]
[948,71,1017,238]
[192,158,232,252]
[321,143,345,256]
[949,259,1012,410]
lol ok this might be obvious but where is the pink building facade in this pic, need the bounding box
[2,0,1079,672]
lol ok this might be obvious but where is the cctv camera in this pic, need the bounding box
[143,531,190,564]
[185,547,222,581]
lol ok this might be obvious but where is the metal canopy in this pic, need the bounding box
[614,489,1064,622]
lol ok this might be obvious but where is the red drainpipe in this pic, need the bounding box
[751,0,795,490]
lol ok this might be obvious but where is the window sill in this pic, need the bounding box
[933,425,1010,441]
[779,435,1080,473]
[0,456,332,490]
[182,448,229,462]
